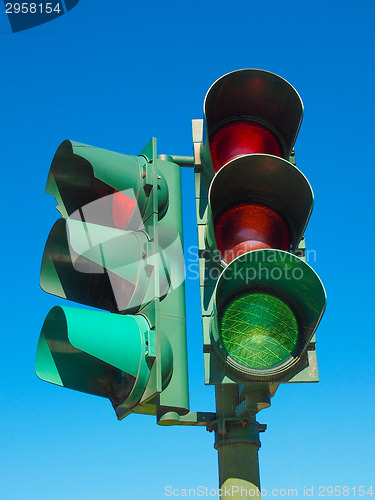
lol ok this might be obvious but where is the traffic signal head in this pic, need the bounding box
[194,69,326,392]
[206,154,313,264]
[202,69,303,175]
[46,139,168,227]
[36,306,172,408]
[210,250,325,381]
[40,140,170,314]
[36,138,189,420]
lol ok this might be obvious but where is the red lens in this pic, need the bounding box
[210,121,284,172]
[214,203,290,264]
[112,190,137,229]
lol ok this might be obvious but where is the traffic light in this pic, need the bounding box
[36,138,190,420]
[193,69,326,399]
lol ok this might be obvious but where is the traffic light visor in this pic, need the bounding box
[35,306,153,407]
[46,140,168,226]
[40,218,168,313]
[203,69,303,174]
[207,155,314,260]
[211,249,326,379]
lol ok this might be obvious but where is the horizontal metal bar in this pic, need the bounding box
[157,411,217,426]
[158,154,195,167]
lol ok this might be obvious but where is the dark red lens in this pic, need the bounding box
[112,190,137,229]
[210,121,284,172]
[214,203,290,264]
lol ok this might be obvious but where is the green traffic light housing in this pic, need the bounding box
[40,140,172,314]
[192,69,326,494]
[36,306,172,407]
[37,138,190,421]
[194,68,326,394]
[210,250,326,382]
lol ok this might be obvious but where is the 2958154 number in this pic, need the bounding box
[318,486,373,496]
[5,3,61,14]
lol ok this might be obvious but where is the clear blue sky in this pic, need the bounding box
[0,1,374,499]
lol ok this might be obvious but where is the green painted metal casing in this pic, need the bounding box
[40,140,169,313]
[115,143,189,420]
[193,77,326,394]
[36,138,189,420]
[36,306,157,408]
[210,250,326,383]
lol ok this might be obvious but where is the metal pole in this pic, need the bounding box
[214,385,262,498]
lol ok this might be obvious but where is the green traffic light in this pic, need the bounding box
[220,292,300,371]
[209,249,326,381]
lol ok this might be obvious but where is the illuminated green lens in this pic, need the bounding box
[220,293,299,371]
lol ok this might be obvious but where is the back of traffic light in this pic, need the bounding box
[36,138,190,421]
[194,69,326,403]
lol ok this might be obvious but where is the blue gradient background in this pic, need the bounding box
[0,1,374,499]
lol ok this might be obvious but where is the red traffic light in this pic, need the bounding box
[206,155,314,259]
[202,69,303,176]
[112,189,137,229]
[214,202,290,264]
[210,121,283,172]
